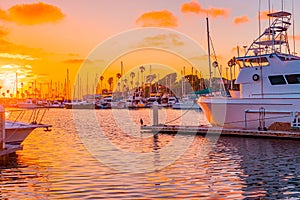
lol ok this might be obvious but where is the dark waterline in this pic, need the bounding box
[1,109,300,199]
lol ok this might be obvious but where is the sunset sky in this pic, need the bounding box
[0,0,299,96]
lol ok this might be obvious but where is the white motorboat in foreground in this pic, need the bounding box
[5,121,51,144]
[198,10,300,130]
[4,108,52,144]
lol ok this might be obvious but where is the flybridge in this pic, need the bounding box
[246,11,292,56]
[267,11,291,18]
[236,53,300,68]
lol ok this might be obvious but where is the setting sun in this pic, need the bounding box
[0,0,299,98]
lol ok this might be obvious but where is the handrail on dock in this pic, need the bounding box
[244,109,300,129]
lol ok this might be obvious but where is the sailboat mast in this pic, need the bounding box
[206,17,212,89]
[292,0,296,55]
[149,65,152,94]
[121,61,124,77]
[86,72,89,97]
[15,73,18,99]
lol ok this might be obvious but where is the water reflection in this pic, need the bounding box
[226,137,300,199]
[0,109,300,199]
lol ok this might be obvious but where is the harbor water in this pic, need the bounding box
[1,108,300,199]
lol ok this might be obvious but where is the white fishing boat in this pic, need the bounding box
[198,9,300,130]
[48,100,64,108]
[64,100,94,109]
[173,95,200,110]
[125,92,149,109]
[95,95,125,109]
[16,99,39,109]
[167,96,177,106]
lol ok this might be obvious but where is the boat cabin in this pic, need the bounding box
[229,11,300,99]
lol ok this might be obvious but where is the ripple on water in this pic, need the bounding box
[1,109,300,199]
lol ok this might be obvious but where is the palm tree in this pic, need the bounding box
[139,66,145,87]
[123,78,128,90]
[20,82,24,96]
[130,72,135,89]
[116,73,121,80]
[100,76,104,94]
[116,73,121,92]
[122,78,128,98]
[108,77,113,92]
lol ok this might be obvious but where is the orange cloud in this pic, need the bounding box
[136,10,178,27]
[137,33,184,48]
[0,8,9,21]
[259,10,269,20]
[208,7,229,18]
[259,10,274,20]
[234,15,250,25]
[63,59,85,64]
[8,2,64,25]
[288,35,300,41]
[0,26,8,37]
[181,0,229,18]
[0,53,37,60]
[63,59,91,64]
[294,35,300,41]
[181,0,201,14]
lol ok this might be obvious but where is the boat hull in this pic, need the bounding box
[64,103,95,109]
[198,97,299,130]
[172,102,200,110]
[5,126,36,144]
[5,122,51,144]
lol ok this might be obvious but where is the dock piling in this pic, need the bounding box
[152,101,158,126]
[0,105,8,164]
[0,105,5,151]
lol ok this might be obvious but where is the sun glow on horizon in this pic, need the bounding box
[0,0,300,99]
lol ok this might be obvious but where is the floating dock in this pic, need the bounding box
[141,125,300,139]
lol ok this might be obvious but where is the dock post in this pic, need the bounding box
[153,101,158,126]
[0,105,8,164]
[0,105,5,150]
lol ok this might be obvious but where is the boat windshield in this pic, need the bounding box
[243,57,269,67]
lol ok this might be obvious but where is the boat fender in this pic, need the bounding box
[252,74,259,81]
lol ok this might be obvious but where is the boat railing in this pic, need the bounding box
[244,109,300,130]
[5,108,49,126]
[291,112,300,129]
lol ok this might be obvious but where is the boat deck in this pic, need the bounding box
[5,121,52,130]
[0,144,22,157]
[141,125,300,139]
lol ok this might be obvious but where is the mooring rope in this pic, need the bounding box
[165,102,199,124]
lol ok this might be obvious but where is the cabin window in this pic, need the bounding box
[285,74,300,84]
[268,75,286,85]
[244,57,269,67]
[277,55,300,61]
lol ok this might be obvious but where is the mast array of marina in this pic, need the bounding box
[0,64,223,109]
